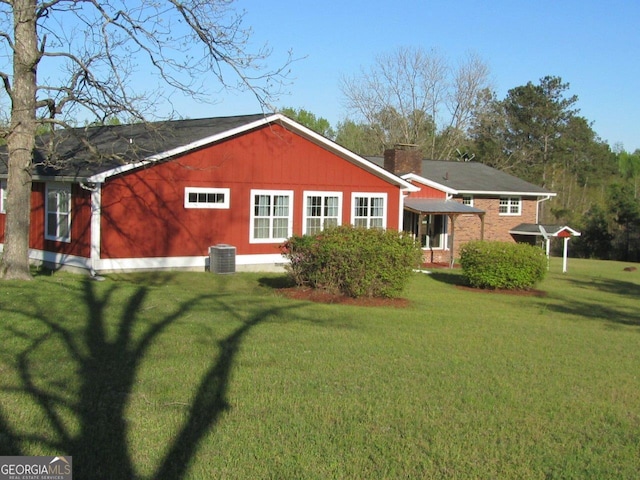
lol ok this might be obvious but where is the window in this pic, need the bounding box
[0,180,6,214]
[462,195,474,207]
[46,183,71,242]
[404,212,448,250]
[499,196,521,215]
[423,214,448,249]
[352,193,386,229]
[250,190,293,243]
[184,187,230,209]
[303,192,342,234]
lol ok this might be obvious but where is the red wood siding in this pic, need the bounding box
[100,124,402,259]
[27,182,92,257]
[406,181,446,199]
[0,182,91,258]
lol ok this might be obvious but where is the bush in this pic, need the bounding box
[459,240,547,290]
[280,226,422,298]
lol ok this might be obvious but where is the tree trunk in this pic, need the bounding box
[0,0,38,280]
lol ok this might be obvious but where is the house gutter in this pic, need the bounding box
[536,194,554,223]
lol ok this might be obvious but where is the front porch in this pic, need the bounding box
[403,198,486,267]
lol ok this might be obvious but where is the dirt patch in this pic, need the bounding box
[277,287,411,308]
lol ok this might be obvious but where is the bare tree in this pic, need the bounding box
[340,46,491,159]
[0,0,293,279]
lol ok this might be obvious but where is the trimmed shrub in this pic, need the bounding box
[280,225,422,298]
[459,240,547,290]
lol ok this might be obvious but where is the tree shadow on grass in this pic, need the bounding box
[522,274,640,328]
[258,274,296,290]
[565,276,640,301]
[540,297,640,328]
[0,276,299,479]
[534,279,640,328]
[428,270,467,287]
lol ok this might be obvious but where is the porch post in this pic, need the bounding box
[449,214,456,268]
[562,237,569,273]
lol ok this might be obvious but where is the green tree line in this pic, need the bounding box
[281,64,639,262]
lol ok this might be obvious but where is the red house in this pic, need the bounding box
[0,114,417,273]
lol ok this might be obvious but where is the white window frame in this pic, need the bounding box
[0,179,6,214]
[423,214,448,250]
[499,196,522,216]
[303,191,342,235]
[184,187,230,209]
[250,189,294,243]
[45,182,72,242]
[462,195,474,207]
[351,193,387,229]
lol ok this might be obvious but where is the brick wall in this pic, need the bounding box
[422,196,538,264]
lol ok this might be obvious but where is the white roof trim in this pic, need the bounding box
[397,173,554,198]
[86,113,418,192]
[509,225,582,237]
[456,189,557,197]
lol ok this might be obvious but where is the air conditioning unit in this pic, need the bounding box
[209,244,236,274]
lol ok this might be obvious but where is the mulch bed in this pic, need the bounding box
[277,267,547,306]
[277,261,547,307]
[455,285,547,297]
[277,287,411,308]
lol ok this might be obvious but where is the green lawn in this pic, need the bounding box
[0,258,639,479]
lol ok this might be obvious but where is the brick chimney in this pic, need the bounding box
[383,144,422,175]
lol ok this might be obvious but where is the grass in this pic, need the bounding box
[0,258,639,479]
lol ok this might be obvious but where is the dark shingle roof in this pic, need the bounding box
[419,160,550,194]
[0,114,267,179]
[366,156,552,195]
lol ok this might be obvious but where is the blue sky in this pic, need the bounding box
[176,0,639,152]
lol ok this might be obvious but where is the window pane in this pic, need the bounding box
[324,218,338,229]
[307,218,321,234]
[47,213,58,236]
[253,218,270,238]
[325,197,338,216]
[307,196,321,217]
[274,196,289,216]
[370,197,383,217]
[354,218,368,228]
[59,190,70,214]
[255,195,271,216]
[354,197,368,217]
[188,192,197,203]
[272,218,289,238]
[47,191,58,213]
[58,213,70,239]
